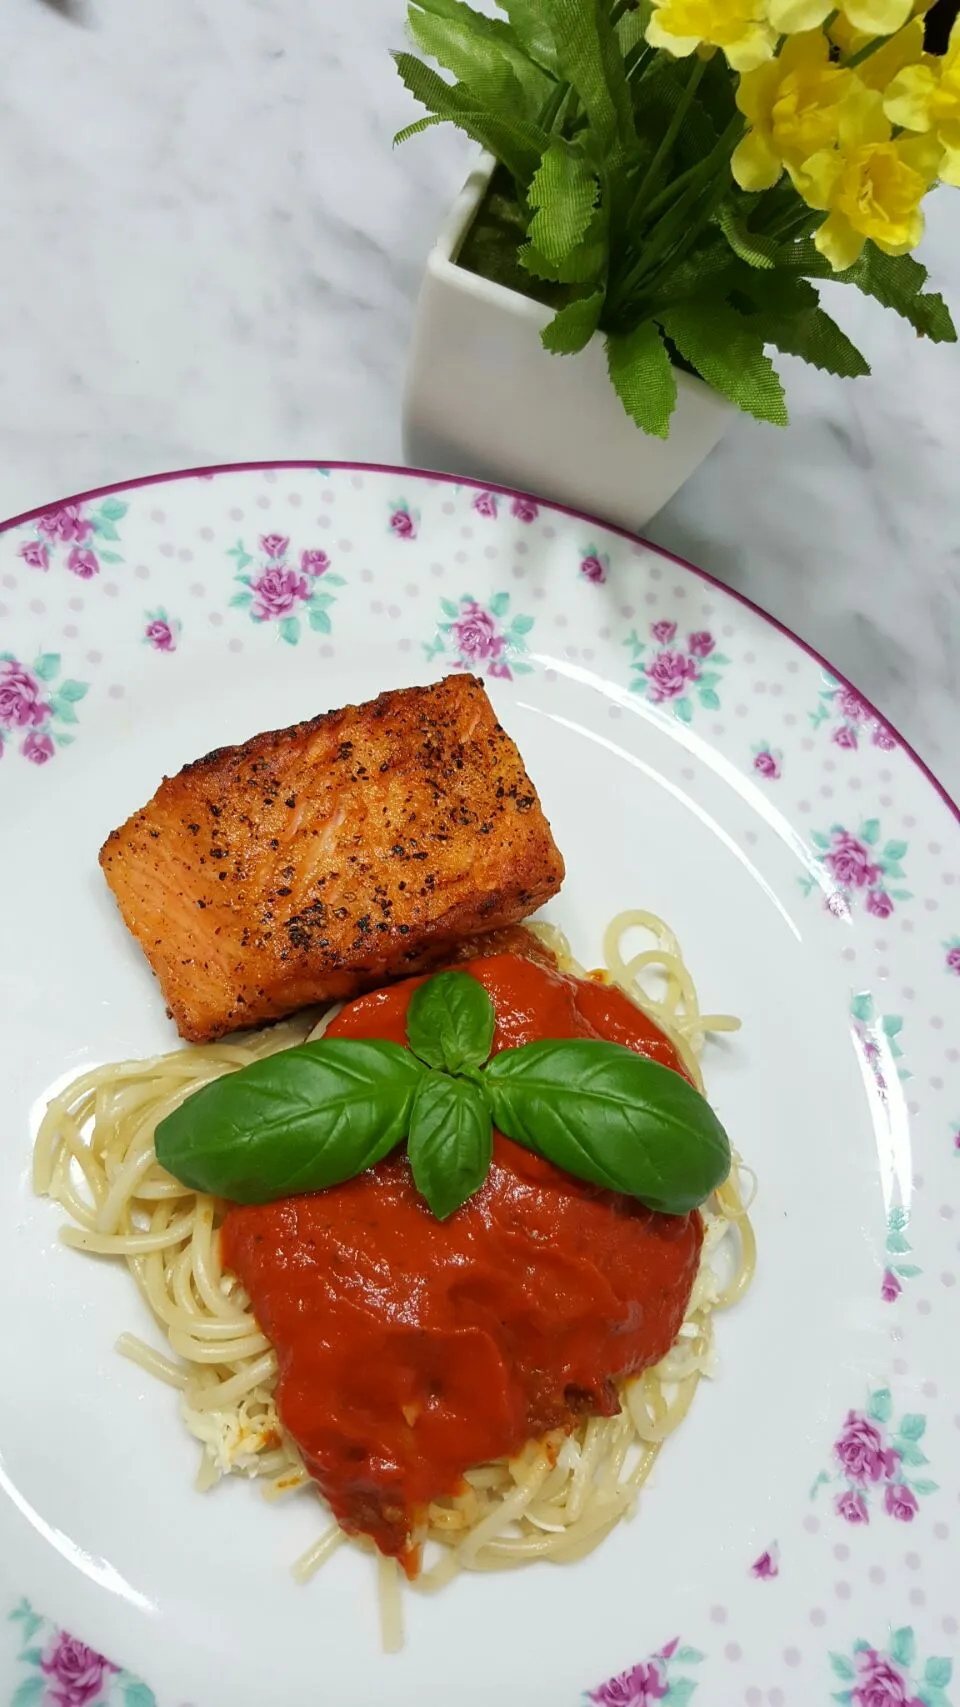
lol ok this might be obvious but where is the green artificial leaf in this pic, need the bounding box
[521,204,608,284]
[841,244,957,343]
[542,288,604,353]
[155,1040,424,1203]
[616,1,652,53]
[406,969,496,1073]
[485,1038,731,1213]
[891,1628,916,1668]
[606,320,677,437]
[407,1072,493,1218]
[495,0,559,75]
[409,0,553,109]
[545,0,635,161]
[658,301,788,425]
[528,144,599,267]
[394,113,446,144]
[719,200,779,269]
[408,4,541,117]
[392,51,550,183]
[749,303,870,378]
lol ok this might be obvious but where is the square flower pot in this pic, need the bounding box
[403,157,735,534]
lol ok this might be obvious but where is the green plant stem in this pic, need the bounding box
[628,56,707,226]
[537,78,571,133]
[613,113,743,309]
[609,0,637,23]
[843,32,890,71]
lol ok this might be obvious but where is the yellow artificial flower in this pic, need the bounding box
[802,104,942,267]
[646,0,776,73]
[769,0,912,41]
[854,17,925,88]
[885,18,960,185]
[732,32,870,191]
[829,0,928,59]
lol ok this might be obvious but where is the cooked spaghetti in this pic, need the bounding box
[34,912,755,1651]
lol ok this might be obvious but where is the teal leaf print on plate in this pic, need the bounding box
[625,623,729,722]
[8,1598,156,1707]
[425,592,534,681]
[881,1205,922,1301]
[228,534,343,645]
[18,499,127,577]
[828,1627,952,1707]
[799,821,912,918]
[0,653,89,766]
[812,1390,937,1524]
[584,1636,704,1703]
[809,671,896,753]
[143,608,180,653]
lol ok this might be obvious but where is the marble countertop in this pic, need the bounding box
[1,0,957,797]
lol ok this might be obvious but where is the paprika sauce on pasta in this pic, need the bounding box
[221,950,703,1572]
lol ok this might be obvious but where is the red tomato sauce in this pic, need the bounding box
[221,951,703,1571]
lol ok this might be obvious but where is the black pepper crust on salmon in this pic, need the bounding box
[99,675,566,1042]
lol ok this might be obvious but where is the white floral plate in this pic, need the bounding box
[0,463,957,1707]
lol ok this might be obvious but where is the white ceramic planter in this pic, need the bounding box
[403,158,735,534]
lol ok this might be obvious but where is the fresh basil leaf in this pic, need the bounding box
[155,1040,424,1204]
[484,1039,730,1214]
[405,970,496,1074]
[407,1071,493,1220]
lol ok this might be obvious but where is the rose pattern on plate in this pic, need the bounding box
[624,623,729,723]
[0,653,88,767]
[580,543,610,584]
[16,499,128,580]
[143,608,180,653]
[584,1638,704,1704]
[387,499,419,540]
[811,1389,937,1524]
[751,1542,780,1579]
[953,1118,960,1158]
[809,673,896,754]
[829,1626,952,1707]
[472,490,499,519]
[7,1598,155,1707]
[881,1205,922,1301]
[944,937,960,977]
[851,992,909,1094]
[799,820,911,918]
[424,592,534,681]
[510,496,539,523]
[751,742,782,780]
[227,535,344,646]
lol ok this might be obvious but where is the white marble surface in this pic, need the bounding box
[1,0,957,796]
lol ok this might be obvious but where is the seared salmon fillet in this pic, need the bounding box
[99,675,565,1042]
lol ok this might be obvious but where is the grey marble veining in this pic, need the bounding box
[0,0,957,796]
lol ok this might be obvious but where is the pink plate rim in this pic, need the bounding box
[3,457,956,826]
